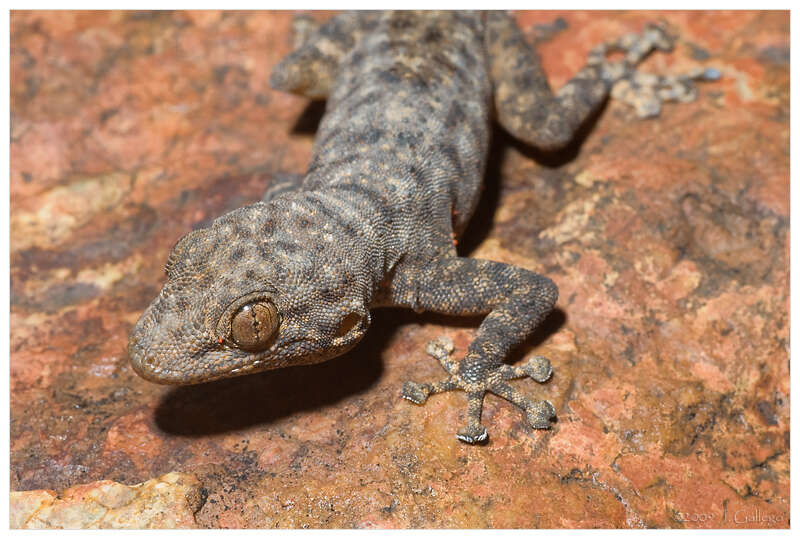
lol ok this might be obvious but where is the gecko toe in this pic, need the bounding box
[526,399,556,429]
[643,23,675,51]
[401,381,431,404]
[425,336,454,361]
[522,355,552,382]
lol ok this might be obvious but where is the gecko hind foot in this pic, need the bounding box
[611,67,721,118]
[589,23,720,118]
[401,336,556,444]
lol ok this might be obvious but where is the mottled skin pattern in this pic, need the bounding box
[129,11,713,443]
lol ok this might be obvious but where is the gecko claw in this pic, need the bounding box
[456,425,489,445]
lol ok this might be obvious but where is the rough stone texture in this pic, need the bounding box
[10,472,204,528]
[10,11,788,529]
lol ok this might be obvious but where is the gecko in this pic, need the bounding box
[129,11,717,444]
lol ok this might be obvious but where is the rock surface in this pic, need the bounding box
[10,472,204,528]
[10,11,788,528]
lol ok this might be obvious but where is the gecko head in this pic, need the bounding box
[128,199,372,385]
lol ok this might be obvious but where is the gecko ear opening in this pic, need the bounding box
[331,310,370,348]
[229,300,279,351]
[334,312,362,338]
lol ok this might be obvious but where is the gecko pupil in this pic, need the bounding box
[230,301,278,350]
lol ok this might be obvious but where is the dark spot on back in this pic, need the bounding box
[350,50,365,66]
[378,67,402,84]
[445,102,465,128]
[424,27,443,43]
[388,14,415,31]
[261,218,275,235]
[274,240,300,255]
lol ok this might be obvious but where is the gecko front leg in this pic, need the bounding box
[389,257,558,444]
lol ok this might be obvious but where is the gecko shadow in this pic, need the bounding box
[454,98,608,255]
[153,305,565,436]
[153,308,388,436]
[290,99,327,135]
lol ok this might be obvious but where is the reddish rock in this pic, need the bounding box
[10,11,788,528]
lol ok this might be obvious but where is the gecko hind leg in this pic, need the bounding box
[487,14,719,150]
[402,336,555,444]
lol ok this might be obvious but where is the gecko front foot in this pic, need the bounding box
[401,336,556,444]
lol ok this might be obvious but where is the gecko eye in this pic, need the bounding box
[229,300,279,351]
